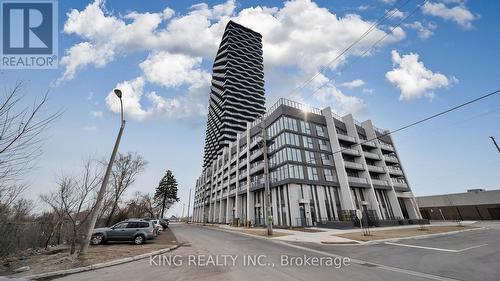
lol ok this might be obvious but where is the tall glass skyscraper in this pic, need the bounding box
[203,21,266,168]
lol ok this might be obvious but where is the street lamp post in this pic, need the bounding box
[79,89,126,259]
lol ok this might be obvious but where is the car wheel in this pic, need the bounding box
[91,234,104,245]
[134,235,145,245]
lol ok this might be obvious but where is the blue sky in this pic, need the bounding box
[2,0,499,217]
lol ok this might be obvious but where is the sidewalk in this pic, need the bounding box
[202,221,477,245]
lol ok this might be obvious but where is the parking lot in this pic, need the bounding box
[294,221,500,281]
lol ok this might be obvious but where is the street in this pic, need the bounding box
[52,222,500,281]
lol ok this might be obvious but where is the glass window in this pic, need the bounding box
[324,168,336,181]
[303,136,314,149]
[316,125,326,137]
[301,121,311,134]
[305,151,315,164]
[307,167,319,181]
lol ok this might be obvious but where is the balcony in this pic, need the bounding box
[384,155,399,163]
[387,166,403,175]
[249,149,262,161]
[348,176,368,185]
[367,165,385,173]
[239,184,248,191]
[344,161,364,170]
[338,134,356,143]
[341,146,360,156]
[371,179,389,186]
[238,173,247,180]
[319,144,330,151]
[362,140,377,148]
[379,142,394,151]
[363,151,381,160]
[250,161,264,175]
[391,178,408,188]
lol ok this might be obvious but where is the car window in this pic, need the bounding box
[126,222,138,228]
[114,222,128,229]
[139,222,149,228]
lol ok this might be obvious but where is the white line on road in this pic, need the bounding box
[384,242,488,253]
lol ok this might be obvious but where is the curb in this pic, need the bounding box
[22,245,180,280]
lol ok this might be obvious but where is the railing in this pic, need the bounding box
[371,179,389,186]
[338,134,356,143]
[348,176,368,184]
[367,165,385,173]
[341,147,360,156]
[363,151,380,160]
[387,166,403,174]
[363,140,377,147]
[379,141,394,150]
[384,155,399,162]
[344,161,364,170]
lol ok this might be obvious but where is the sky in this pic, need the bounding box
[2,0,499,217]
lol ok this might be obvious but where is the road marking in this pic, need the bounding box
[384,242,488,253]
[456,244,488,252]
[196,224,461,281]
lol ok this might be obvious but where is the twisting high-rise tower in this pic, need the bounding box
[203,21,266,168]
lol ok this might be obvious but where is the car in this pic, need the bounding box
[91,220,156,245]
[159,218,169,229]
[151,219,163,234]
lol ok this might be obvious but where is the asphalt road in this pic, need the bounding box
[293,221,500,281]
[51,222,500,281]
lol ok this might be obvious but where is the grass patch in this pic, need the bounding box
[336,225,474,242]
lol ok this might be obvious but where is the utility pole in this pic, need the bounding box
[181,203,185,220]
[79,89,125,259]
[187,188,192,223]
[259,117,273,236]
[490,136,500,153]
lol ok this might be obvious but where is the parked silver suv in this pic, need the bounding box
[91,220,156,245]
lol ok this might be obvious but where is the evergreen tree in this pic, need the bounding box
[154,170,179,218]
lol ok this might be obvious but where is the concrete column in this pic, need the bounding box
[288,184,300,227]
[321,108,356,211]
[272,187,279,226]
[316,185,328,222]
[245,122,252,225]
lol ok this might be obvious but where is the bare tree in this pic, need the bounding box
[40,157,103,255]
[105,152,147,226]
[0,82,61,207]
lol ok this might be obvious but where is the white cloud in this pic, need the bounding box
[404,21,437,39]
[139,52,210,88]
[357,5,370,11]
[385,50,457,101]
[105,77,153,121]
[362,88,374,95]
[422,2,477,29]
[380,0,398,4]
[90,111,103,118]
[83,125,97,131]
[61,0,406,121]
[339,79,365,89]
[314,84,366,116]
[388,8,405,19]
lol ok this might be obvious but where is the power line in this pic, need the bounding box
[333,88,500,156]
[298,0,429,102]
[287,0,412,98]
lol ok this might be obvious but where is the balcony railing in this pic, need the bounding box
[348,176,368,184]
[341,147,360,156]
[367,165,385,173]
[384,155,399,163]
[338,134,356,143]
[363,140,377,147]
[387,166,403,175]
[379,142,394,151]
[371,179,389,186]
[363,151,381,160]
[344,161,364,170]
